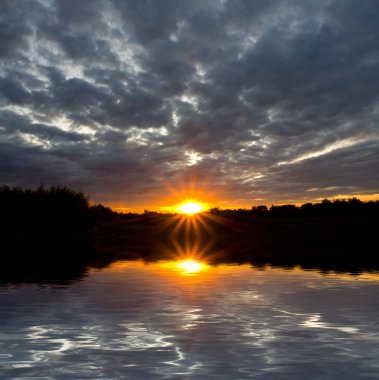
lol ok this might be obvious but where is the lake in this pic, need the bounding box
[1,259,379,379]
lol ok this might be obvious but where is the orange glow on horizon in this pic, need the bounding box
[95,259,379,284]
[109,192,379,214]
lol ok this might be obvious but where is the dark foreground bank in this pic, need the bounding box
[92,213,379,271]
[4,211,378,283]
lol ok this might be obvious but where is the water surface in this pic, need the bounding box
[1,260,379,379]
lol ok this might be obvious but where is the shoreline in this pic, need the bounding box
[1,214,378,284]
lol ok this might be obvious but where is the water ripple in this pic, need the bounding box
[0,261,378,379]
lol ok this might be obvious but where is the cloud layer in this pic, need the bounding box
[1,0,379,210]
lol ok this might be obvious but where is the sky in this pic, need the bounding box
[1,0,379,212]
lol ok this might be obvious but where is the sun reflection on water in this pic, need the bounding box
[156,258,210,277]
[177,259,204,274]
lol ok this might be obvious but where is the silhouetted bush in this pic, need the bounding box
[0,185,116,238]
[90,204,119,225]
[251,205,268,216]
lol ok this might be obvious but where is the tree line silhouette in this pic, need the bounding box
[0,185,118,238]
[209,198,379,218]
[1,185,378,239]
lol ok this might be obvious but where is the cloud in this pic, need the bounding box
[0,0,378,210]
[277,135,377,166]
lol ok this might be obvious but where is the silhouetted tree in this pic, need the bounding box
[252,205,268,216]
[205,198,378,219]
[209,207,220,215]
[90,204,119,225]
[0,185,116,238]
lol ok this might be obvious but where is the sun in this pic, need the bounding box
[178,201,203,215]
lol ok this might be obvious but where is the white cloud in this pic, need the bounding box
[277,136,376,166]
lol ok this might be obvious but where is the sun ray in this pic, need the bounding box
[195,214,215,235]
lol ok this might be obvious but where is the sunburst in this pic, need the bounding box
[178,201,203,214]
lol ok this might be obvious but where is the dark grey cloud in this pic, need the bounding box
[0,0,378,210]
